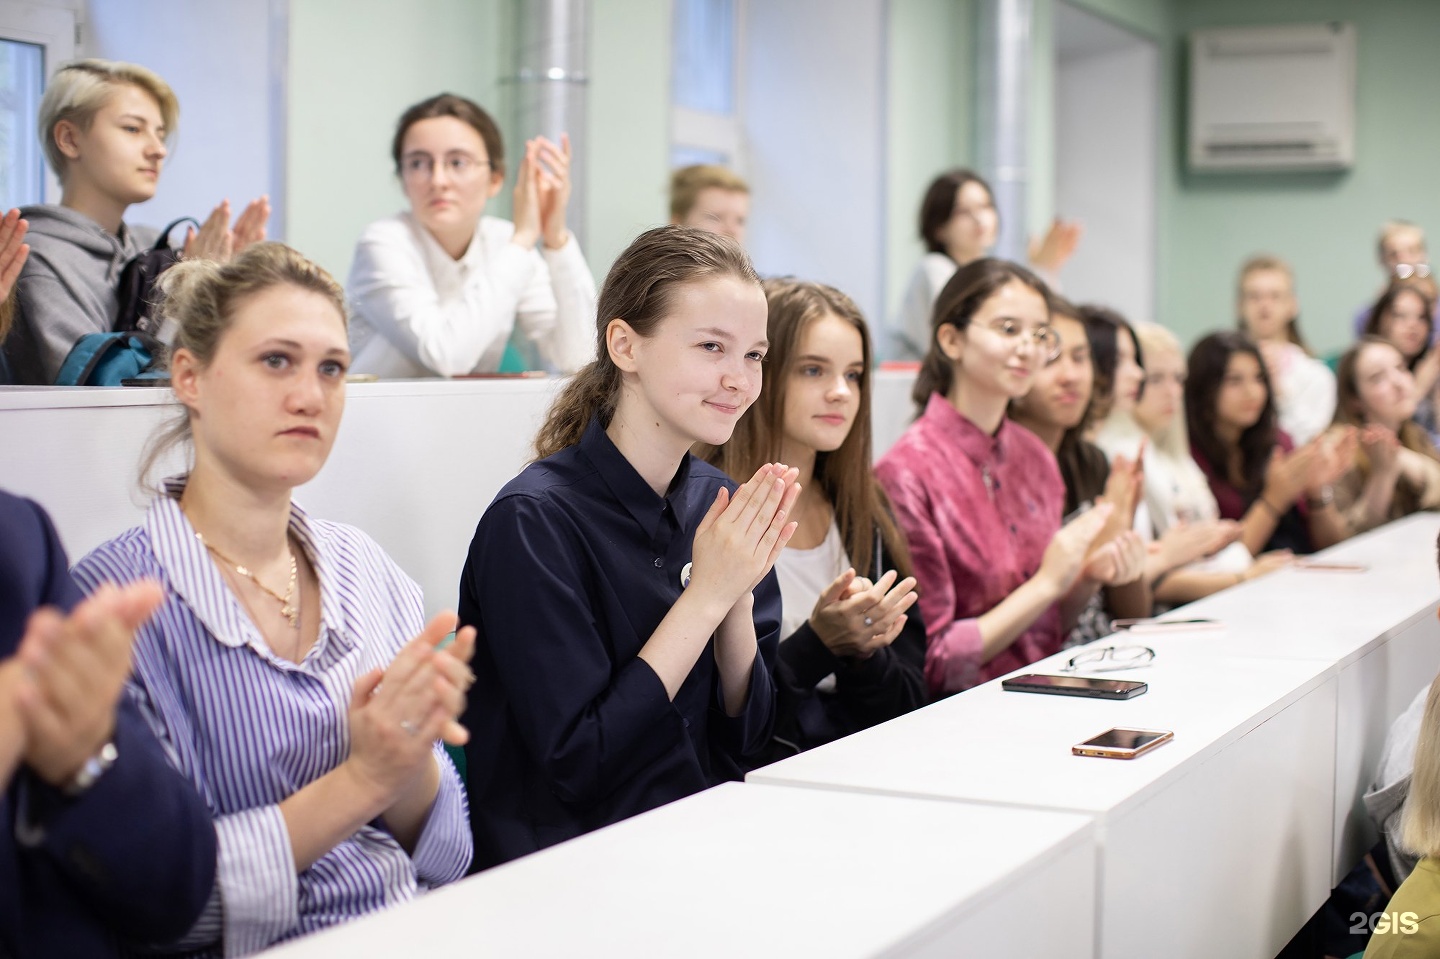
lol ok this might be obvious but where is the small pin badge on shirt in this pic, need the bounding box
[680,562,692,589]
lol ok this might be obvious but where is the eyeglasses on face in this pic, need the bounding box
[1394,263,1432,280]
[400,153,491,182]
[975,318,1062,362]
[1058,644,1155,673]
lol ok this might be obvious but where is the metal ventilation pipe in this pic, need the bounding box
[974,0,1033,263]
[509,0,590,248]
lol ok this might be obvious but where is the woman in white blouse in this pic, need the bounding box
[347,93,595,377]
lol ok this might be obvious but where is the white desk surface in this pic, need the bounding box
[261,783,1098,959]
[1140,513,1440,665]
[748,647,1332,818]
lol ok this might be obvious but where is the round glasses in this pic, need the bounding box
[1059,644,1155,674]
[400,153,491,182]
[975,318,1062,362]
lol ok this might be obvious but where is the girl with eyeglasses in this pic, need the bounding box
[346,94,595,377]
[1186,331,1354,557]
[876,258,1145,696]
[704,278,924,760]
[1329,337,1440,536]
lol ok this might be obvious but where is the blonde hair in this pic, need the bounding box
[1401,670,1440,859]
[669,165,750,222]
[139,243,347,485]
[39,59,179,177]
[1379,220,1427,262]
[1135,323,1189,460]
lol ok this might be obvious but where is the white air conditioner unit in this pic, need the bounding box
[1189,22,1356,172]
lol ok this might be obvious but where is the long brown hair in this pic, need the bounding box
[1364,279,1437,368]
[533,225,760,459]
[1186,330,1277,496]
[1334,336,1440,467]
[911,257,1053,412]
[705,278,912,579]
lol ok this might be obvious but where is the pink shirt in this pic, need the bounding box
[876,393,1065,695]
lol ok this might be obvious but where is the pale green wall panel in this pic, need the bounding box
[286,0,502,282]
[884,0,973,325]
[1163,0,1440,355]
[586,0,671,286]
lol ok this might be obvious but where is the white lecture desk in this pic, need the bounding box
[752,515,1440,959]
[263,782,1098,959]
[0,372,917,618]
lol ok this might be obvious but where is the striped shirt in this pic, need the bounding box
[71,477,471,957]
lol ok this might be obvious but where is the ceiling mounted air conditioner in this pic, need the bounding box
[1188,22,1356,173]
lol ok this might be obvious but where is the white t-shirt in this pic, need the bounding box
[775,520,850,642]
[346,212,596,378]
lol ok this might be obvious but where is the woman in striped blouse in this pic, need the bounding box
[72,243,474,955]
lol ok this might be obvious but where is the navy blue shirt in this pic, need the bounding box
[459,418,780,870]
[0,492,216,958]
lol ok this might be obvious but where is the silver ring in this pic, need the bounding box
[399,719,419,737]
[864,616,874,627]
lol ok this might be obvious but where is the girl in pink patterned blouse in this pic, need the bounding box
[876,259,1146,696]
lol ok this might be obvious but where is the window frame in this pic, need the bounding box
[0,1,76,204]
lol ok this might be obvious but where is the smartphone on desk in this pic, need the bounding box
[1073,727,1173,759]
[1112,617,1220,633]
[1001,674,1147,700]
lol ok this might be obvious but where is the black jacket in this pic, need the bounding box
[766,526,927,763]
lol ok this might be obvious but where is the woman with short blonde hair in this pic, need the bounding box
[7,59,268,385]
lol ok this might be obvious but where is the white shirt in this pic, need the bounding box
[346,212,596,377]
[775,520,849,693]
[1267,342,1336,446]
[71,479,471,956]
[888,252,958,362]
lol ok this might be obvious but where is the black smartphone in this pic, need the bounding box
[1001,673,1148,700]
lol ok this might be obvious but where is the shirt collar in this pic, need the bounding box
[148,475,349,666]
[921,392,1010,469]
[403,210,488,272]
[578,417,692,538]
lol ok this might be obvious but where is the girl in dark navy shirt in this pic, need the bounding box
[459,225,798,870]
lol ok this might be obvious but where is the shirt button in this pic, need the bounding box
[654,557,664,568]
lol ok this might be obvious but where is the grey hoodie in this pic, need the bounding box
[4,204,157,385]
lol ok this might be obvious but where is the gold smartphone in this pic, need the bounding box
[1072,727,1174,760]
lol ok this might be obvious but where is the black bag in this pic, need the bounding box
[114,217,198,334]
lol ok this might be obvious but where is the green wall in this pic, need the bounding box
[287,0,503,283]
[585,0,671,287]
[1162,0,1440,356]
[884,0,973,322]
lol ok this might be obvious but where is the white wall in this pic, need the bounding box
[742,0,888,325]
[1053,2,1157,321]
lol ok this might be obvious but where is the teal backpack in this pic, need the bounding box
[54,331,164,386]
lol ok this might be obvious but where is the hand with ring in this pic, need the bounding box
[344,613,475,802]
[807,567,919,661]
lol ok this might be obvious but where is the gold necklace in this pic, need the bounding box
[194,531,300,629]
